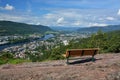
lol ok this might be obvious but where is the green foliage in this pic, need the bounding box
[107,33,120,53]
[67,30,120,53]
[0,52,29,65]
[0,52,14,59]
[49,46,65,60]
[8,59,30,64]
[25,43,66,62]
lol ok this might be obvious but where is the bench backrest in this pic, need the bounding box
[66,48,99,58]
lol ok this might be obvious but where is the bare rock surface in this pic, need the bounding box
[0,53,120,80]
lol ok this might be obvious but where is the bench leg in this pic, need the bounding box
[66,58,69,64]
[92,56,95,62]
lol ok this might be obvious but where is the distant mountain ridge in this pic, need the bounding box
[0,21,53,35]
[51,25,120,32]
[50,27,79,31]
[77,25,120,33]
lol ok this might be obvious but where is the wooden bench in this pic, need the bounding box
[63,48,99,64]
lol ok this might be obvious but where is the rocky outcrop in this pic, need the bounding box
[0,53,120,80]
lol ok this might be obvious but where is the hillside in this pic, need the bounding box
[0,53,120,80]
[77,25,120,33]
[0,21,53,35]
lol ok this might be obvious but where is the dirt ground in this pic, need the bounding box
[0,53,120,80]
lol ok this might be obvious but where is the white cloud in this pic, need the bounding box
[106,17,115,20]
[44,14,55,19]
[42,10,84,26]
[117,9,120,16]
[0,8,119,27]
[26,9,118,27]
[73,21,81,26]
[5,4,14,10]
[88,23,108,27]
[0,4,14,10]
[36,22,41,25]
[99,18,104,21]
[0,13,26,22]
[57,17,64,24]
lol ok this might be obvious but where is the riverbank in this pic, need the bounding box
[0,34,54,51]
[0,53,120,80]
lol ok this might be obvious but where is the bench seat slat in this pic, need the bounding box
[65,48,99,64]
[66,50,83,57]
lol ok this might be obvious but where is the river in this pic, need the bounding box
[0,34,54,51]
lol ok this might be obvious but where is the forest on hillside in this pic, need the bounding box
[0,21,52,35]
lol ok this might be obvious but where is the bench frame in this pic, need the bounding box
[65,48,99,64]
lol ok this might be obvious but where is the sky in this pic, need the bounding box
[0,0,120,27]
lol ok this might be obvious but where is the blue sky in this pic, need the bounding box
[0,0,120,27]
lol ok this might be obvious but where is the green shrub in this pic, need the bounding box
[8,59,30,64]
